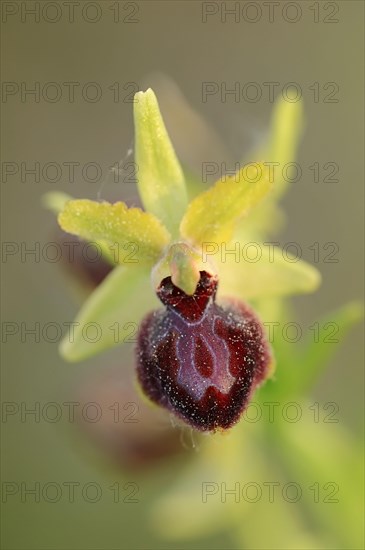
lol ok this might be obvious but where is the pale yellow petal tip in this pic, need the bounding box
[59,337,78,363]
[305,263,322,293]
[133,89,157,117]
[341,301,365,322]
[59,336,96,364]
[42,191,73,214]
[290,258,322,295]
[59,327,98,363]
[137,87,155,98]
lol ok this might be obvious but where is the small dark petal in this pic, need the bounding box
[136,271,272,432]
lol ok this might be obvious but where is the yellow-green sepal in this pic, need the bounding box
[134,88,188,237]
[58,199,170,265]
[60,265,159,362]
[180,162,272,246]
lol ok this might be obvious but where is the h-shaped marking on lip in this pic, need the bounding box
[175,314,236,401]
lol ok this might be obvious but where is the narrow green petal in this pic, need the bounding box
[180,162,272,246]
[60,266,159,362]
[217,245,321,300]
[58,199,170,264]
[134,88,188,236]
[253,95,304,198]
[239,97,304,240]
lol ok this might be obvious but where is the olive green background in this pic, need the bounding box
[1,1,364,549]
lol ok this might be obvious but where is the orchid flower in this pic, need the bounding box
[43,86,363,548]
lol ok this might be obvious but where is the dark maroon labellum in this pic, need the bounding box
[136,271,272,432]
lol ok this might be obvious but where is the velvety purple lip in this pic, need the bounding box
[136,271,271,432]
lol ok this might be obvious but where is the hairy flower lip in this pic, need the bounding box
[136,271,272,432]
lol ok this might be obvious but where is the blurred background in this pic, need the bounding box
[2,1,364,549]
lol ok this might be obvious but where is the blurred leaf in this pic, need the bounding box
[134,88,188,237]
[276,410,364,549]
[152,421,329,549]
[252,298,297,401]
[235,475,328,549]
[60,266,159,362]
[58,199,170,264]
[180,162,272,246]
[151,424,252,539]
[293,301,364,395]
[217,245,321,300]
